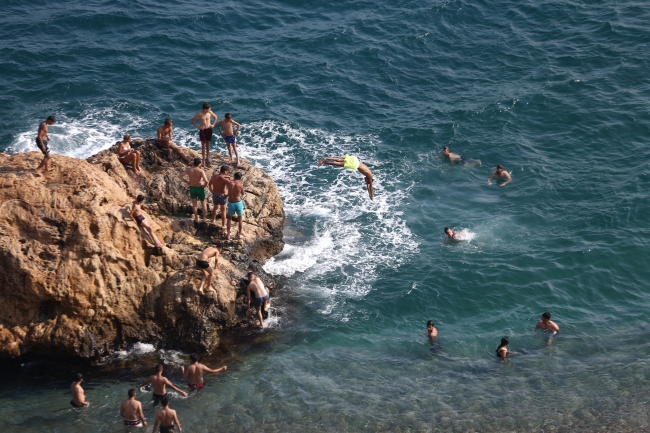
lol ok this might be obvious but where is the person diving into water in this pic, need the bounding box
[317,155,374,200]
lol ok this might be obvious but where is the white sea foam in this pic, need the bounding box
[237,121,418,313]
[452,230,476,241]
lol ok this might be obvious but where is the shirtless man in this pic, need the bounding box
[496,336,517,360]
[70,373,89,408]
[209,165,230,229]
[318,155,374,200]
[177,158,209,223]
[426,320,438,342]
[217,113,241,167]
[156,119,190,164]
[35,115,56,177]
[120,388,147,430]
[139,365,187,406]
[195,246,221,293]
[180,353,227,391]
[441,146,462,163]
[247,271,270,328]
[191,103,218,167]
[444,227,459,241]
[487,164,512,187]
[151,396,182,433]
[534,312,561,344]
[130,195,164,254]
[225,172,245,240]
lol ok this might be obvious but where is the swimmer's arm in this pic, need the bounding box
[204,365,227,374]
[180,366,189,379]
[500,172,512,187]
[487,172,495,185]
[164,378,187,397]
[173,412,182,432]
[139,377,152,388]
[137,403,147,426]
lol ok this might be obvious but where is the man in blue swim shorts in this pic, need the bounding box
[217,113,242,167]
[225,172,245,240]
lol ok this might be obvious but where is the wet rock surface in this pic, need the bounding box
[0,142,285,359]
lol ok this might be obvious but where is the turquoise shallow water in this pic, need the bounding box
[2,0,650,431]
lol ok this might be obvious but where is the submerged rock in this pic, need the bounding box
[0,142,284,359]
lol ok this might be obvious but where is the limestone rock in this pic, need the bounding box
[0,144,285,359]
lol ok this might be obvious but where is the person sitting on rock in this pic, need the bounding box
[70,373,89,408]
[178,158,209,223]
[180,353,227,391]
[317,155,374,200]
[195,246,221,293]
[117,134,141,174]
[156,118,191,164]
[129,195,164,255]
[139,365,187,406]
[247,271,270,328]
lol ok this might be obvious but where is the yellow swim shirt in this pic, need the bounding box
[343,155,360,170]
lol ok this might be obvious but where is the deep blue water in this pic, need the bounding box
[2,0,650,431]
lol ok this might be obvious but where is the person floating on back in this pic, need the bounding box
[534,312,560,344]
[156,118,191,164]
[217,113,241,168]
[191,103,218,167]
[247,271,270,328]
[120,388,147,430]
[195,246,221,294]
[118,134,142,174]
[426,320,438,342]
[209,165,231,230]
[177,158,209,223]
[130,195,164,254]
[224,172,245,240]
[487,164,512,187]
[496,336,517,360]
[35,115,56,177]
[140,365,187,406]
[318,155,374,200]
[152,396,182,433]
[70,373,89,408]
[180,353,227,391]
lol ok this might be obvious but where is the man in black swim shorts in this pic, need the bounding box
[195,246,221,293]
[191,102,218,167]
[35,115,56,177]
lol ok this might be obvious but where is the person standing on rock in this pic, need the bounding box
[191,103,218,167]
[178,158,209,223]
[225,172,245,240]
[247,271,270,328]
[217,112,241,168]
[35,115,56,177]
[118,134,142,174]
[130,195,164,255]
[152,396,182,433]
[195,246,221,293]
[156,118,191,164]
[180,353,227,390]
[140,365,187,406]
[120,388,147,430]
[209,165,231,230]
[318,155,374,200]
[70,373,89,407]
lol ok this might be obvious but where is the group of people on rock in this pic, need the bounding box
[70,353,227,431]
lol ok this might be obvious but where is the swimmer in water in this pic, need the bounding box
[120,388,147,429]
[180,353,227,391]
[440,146,481,167]
[444,226,469,241]
[496,336,517,360]
[70,373,89,408]
[426,320,438,341]
[318,155,374,200]
[534,312,560,344]
[487,164,512,187]
[152,396,182,433]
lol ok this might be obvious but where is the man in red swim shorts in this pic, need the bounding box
[180,353,227,391]
[191,102,218,167]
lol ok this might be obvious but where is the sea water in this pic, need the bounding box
[2,0,650,431]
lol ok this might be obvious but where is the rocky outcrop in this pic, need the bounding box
[0,142,285,359]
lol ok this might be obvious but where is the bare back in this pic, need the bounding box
[248,276,268,297]
[209,173,230,195]
[149,374,168,395]
[185,363,205,384]
[120,398,142,420]
[130,200,143,218]
[183,167,208,187]
[218,118,240,136]
[357,162,373,181]
[227,180,244,202]
[197,247,220,262]
[156,407,178,426]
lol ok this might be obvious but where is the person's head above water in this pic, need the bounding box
[542,312,551,320]
[442,146,450,155]
[193,158,202,167]
[203,102,210,110]
[190,353,199,363]
[496,164,504,172]
[136,194,145,203]
[500,336,509,346]
[128,388,136,398]
[427,320,434,328]
[444,227,453,237]
[74,373,83,383]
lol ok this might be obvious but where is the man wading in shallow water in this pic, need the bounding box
[180,353,227,391]
[152,396,182,433]
[191,103,218,167]
[70,373,89,408]
[139,365,187,406]
[35,115,56,177]
[120,388,147,430]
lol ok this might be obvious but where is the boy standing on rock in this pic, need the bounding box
[180,353,227,390]
[208,165,231,230]
[217,113,241,167]
[191,102,218,167]
[178,158,209,223]
[35,115,56,177]
[195,246,221,293]
[139,365,187,406]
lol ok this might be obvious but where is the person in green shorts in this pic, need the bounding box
[177,158,209,222]
[318,155,374,200]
